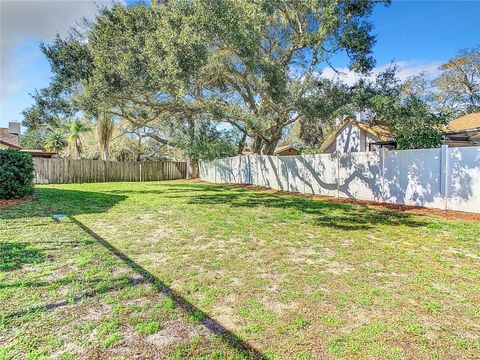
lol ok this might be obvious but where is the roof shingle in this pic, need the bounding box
[447,113,480,132]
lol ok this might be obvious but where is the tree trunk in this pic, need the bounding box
[263,131,280,155]
[237,132,247,154]
[252,135,263,154]
[76,137,83,159]
[103,142,109,161]
[263,139,279,155]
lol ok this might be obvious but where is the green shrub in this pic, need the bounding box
[0,150,34,199]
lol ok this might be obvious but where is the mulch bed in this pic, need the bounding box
[0,196,35,210]
[306,194,480,222]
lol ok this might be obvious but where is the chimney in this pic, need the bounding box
[8,122,20,135]
[356,112,367,123]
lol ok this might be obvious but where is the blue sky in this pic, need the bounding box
[1,0,479,129]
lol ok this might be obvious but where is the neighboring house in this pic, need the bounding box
[0,139,22,150]
[444,113,480,147]
[320,118,394,153]
[0,122,21,149]
[241,144,300,156]
[0,122,56,157]
[273,144,300,156]
[22,150,56,158]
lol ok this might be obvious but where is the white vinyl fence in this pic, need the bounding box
[200,145,480,213]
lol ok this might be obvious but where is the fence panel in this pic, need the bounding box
[301,154,338,197]
[338,152,383,201]
[33,158,187,184]
[447,146,480,213]
[199,146,480,213]
[383,148,443,208]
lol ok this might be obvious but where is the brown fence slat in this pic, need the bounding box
[32,159,187,184]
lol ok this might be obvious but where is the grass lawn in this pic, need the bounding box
[1,180,479,359]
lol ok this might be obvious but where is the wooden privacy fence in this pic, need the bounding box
[33,158,187,184]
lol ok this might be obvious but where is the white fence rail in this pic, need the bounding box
[200,146,480,213]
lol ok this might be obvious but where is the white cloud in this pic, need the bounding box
[0,0,117,98]
[321,60,443,85]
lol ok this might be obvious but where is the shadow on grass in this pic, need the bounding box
[0,188,128,220]
[69,216,263,359]
[103,183,224,195]
[0,242,45,271]
[3,277,148,321]
[0,275,128,290]
[181,185,427,230]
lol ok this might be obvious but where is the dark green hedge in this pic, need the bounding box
[0,150,34,199]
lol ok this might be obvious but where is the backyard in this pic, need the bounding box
[1,180,479,359]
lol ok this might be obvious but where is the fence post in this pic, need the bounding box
[440,145,449,210]
[186,158,191,179]
[247,156,251,184]
[212,160,217,184]
[336,151,340,198]
[302,156,306,194]
[255,155,259,186]
[380,147,385,203]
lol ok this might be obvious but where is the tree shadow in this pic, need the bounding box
[184,186,427,230]
[0,275,125,290]
[0,188,128,220]
[202,149,480,212]
[103,184,223,195]
[68,217,263,359]
[3,276,148,321]
[0,242,45,271]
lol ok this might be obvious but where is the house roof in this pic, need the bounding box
[273,144,299,155]
[446,113,480,132]
[0,139,21,150]
[21,149,57,158]
[320,118,391,152]
[241,144,299,155]
[0,128,20,147]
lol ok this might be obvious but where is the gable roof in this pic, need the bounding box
[446,113,480,132]
[241,144,299,155]
[320,118,391,152]
[273,144,299,155]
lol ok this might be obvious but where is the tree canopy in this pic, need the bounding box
[23,0,474,155]
[23,0,389,157]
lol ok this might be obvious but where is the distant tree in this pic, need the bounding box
[402,47,480,116]
[371,95,447,150]
[172,120,237,161]
[296,78,356,147]
[96,111,115,160]
[296,65,448,150]
[434,47,480,114]
[295,68,399,147]
[20,128,48,150]
[45,130,68,155]
[67,120,91,158]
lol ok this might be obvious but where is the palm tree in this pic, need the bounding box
[68,120,90,159]
[96,112,115,160]
[45,130,68,156]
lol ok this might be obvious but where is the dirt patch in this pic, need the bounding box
[0,195,34,210]
[146,318,202,348]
